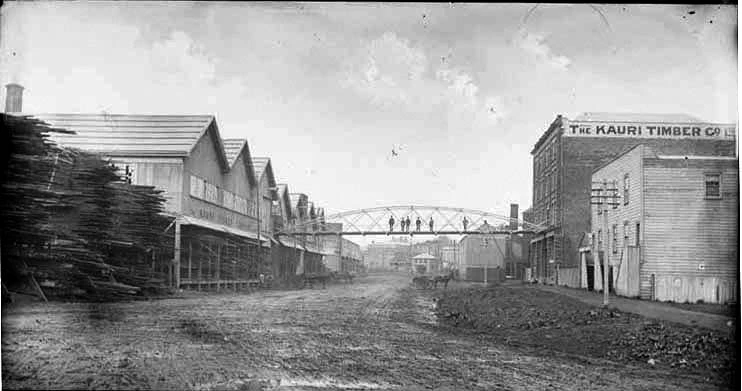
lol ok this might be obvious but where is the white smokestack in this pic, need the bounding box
[5,83,23,113]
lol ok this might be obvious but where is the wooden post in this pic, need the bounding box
[198,243,203,291]
[216,243,221,292]
[174,220,181,288]
[2,281,13,303]
[602,180,610,306]
[338,233,343,272]
[29,275,48,302]
[207,243,212,290]
[188,240,193,282]
[233,243,237,293]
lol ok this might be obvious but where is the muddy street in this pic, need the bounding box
[1,273,727,390]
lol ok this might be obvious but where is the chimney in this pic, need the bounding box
[5,83,24,113]
[509,203,519,230]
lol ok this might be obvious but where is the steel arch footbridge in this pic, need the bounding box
[277,205,545,237]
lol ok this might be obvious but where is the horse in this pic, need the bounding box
[302,272,330,289]
[338,271,354,284]
[433,271,454,289]
[412,275,434,290]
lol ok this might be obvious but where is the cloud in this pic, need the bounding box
[343,32,508,128]
[150,31,218,85]
[1,11,248,120]
[513,28,571,70]
[342,32,429,108]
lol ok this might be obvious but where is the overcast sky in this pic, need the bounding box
[1,2,737,220]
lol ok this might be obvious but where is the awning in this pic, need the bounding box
[304,244,332,256]
[530,234,545,244]
[180,216,270,247]
[278,236,306,251]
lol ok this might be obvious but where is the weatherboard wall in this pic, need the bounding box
[183,123,258,234]
[590,145,645,296]
[110,157,185,213]
[642,158,738,304]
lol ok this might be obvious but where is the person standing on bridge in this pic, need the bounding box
[429,217,434,232]
[388,215,395,234]
[462,217,468,231]
[400,218,405,232]
[415,217,422,232]
[405,216,411,232]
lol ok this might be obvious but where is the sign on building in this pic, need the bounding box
[563,120,736,140]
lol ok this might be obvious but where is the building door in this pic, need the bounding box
[635,223,641,246]
[586,265,594,291]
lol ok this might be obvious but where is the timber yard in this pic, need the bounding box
[1,3,739,391]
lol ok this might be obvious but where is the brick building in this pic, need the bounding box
[589,145,738,303]
[530,113,736,287]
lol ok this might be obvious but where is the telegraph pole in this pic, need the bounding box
[591,179,618,306]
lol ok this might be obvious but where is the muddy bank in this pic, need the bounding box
[433,283,738,388]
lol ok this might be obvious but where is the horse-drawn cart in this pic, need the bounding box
[411,271,453,290]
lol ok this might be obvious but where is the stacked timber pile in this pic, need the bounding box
[1,114,173,301]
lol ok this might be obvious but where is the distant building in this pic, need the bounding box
[321,223,363,273]
[411,253,440,274]
[590,144,738,304]
[530,113,737,288]
[457,222,528,282]
[364,241,408,271]
[287,193,328,274]
[440,246,457,270]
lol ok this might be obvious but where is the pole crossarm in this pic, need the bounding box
[276,205,547,236]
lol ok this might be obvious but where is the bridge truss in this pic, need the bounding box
[277,205,546,237]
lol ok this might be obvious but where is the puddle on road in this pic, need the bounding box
[197,377,394,391]
[279,377,392,389]
[413,297,440,326]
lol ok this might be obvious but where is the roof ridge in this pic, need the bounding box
[29,113,215,117]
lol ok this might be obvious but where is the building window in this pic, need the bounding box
[612,180,618,209]
[598,229,603,250]
[552,172,557,193]
[612,225,618,254]
[623,174,630,205]
[551,174,556,193]
[204,182,219,204]
[551,139,557,162]
[533,179,541,201]
[551,200,557,225]
[189,175,205,199]
[705,173,721,199]
[249,199,257,216]
[623,221,629,247]
[234,196,247,215]
[554,140,558,159]
[222,190,235,210]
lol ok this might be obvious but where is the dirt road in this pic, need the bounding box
[1,273,727,390]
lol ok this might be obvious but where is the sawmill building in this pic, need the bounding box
[529,112,736,288]
[33,113,274,290]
